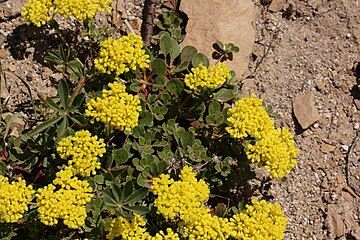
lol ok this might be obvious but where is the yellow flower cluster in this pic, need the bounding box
[56,130,106,177]
[247,128,298,178]
[184,62,231,91]
[36,169,93,229]
[22,0,111,27]
[152,166,231,239]
[226,94,298,178]
[85,82,142,131]
[226,94,274,139]
[150,166,288,239]
[105,214,180,240]
[0,176,34,223]
[229,199,288,240]
[94,35,150,76]
[52,0,112,20]
[21,0,52,27]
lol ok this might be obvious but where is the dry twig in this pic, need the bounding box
[142,0,160,46]
[345,130,360,198]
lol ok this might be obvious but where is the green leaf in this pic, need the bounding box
[213,89,234,102]
[180,131,195,149]
[154,104,168,121]
[27,116,63,137]
[111,185,121,203]
[173,60,190,73]
[181,46,198,63]
[208,100,221,115]
[151,59,167,76]
[0,161,6,175]
[46,97,62,111]
[166,79,184,95]
[138,111,153,127]
[103,191,119,207]
[132,125,145,138]
[94,175,105,184]
[69,93,85,110]
[124,188,148,204]
[160,35,181,61]
[58,79,69,110]
[112,148,129,165]
[137,174,147,187]
[67,59,84,81]
[69,115,86,126]
[57,116,68,138]
[192,53,209,67]
[122,205,148,215]
[130,82,141,92]
[120,181,133,203]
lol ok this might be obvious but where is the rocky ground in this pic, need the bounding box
[0,0,359,239]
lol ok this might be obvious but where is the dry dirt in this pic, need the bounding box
[0,0,359,239]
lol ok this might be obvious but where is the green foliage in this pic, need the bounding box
[0,2,294,240]
[212,41,240,62]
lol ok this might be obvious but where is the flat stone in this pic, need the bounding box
[293,92,320,129]
[268,0,287,12]
[0,83,9,99]
[320,143,336,153]
[0,49,7,58]
[180,0,255,79]
[354,99,360,110]
[327,207,345,238]
[0,33,5,47]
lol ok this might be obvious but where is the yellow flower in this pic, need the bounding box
[94,34,150,76]
[21,0,52,27]
[184,62,231,91]
[22,0,112,26]
[0,176,34,223]
[151,166,288,239]
[36,170,93,229]
[247,128,298,178]
[228,199,288,240]
[85,82,142,131]
[226,94,275,139]
[151,166,232,239]
[53,0,112,20]
[57,130,106,177]
[105,214,180,240]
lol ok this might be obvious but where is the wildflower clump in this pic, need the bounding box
[229,199,288,240]
[151,166,232,239]
[184,62,231,91]
[0,176,34,223]
[21,0,52,27]
[226,94,275,139]
[85,82,142,131]
[56,130,106,177]
[22,0,111,26]
[247,128,298,178]
[36,169,93,229]
[105,214,180,240]
[151,166,288,239]
[94,35,150,76]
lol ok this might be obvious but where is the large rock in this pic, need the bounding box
[179,0,255,79]
[293,92,320,129]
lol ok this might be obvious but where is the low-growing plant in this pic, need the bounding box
[0,1,298,239]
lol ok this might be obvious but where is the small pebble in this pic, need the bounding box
[341,145,349,151]
[354,122,359,130]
